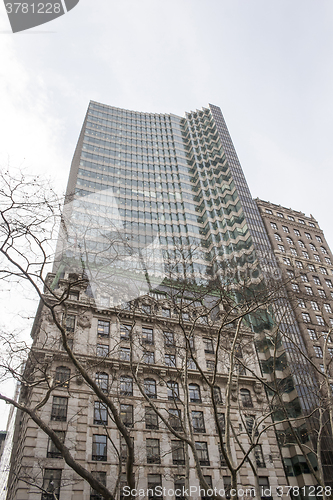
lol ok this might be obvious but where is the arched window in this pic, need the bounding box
[54,366,71,387]
[120,375,133,396]
[144,379,157,399]
[189,383,201,403]
[240,388,253,408]
[167,381,179,401]
[96,372,109,394]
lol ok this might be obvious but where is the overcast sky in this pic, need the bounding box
[0,0,333,427]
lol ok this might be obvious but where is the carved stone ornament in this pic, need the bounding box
[77,313,92,329]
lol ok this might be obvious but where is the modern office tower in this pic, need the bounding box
[6,102,322,500]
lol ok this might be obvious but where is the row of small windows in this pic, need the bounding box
[286,271,333,289]
[301,312,333,327]
[265,208,316,227]
[50,382,253,422]
[297,299,332,313]
[270,222,322,240]
[41,467,272,500]
[283,258,332,275]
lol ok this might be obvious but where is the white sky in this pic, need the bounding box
[0,0,333,428]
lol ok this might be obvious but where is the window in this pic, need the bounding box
[195,442,210,466]
[265,209,273,214]
[300,274,308,282]
[142,327,154,344]
[299,219,305,225]
[223,477,231,499]
[217,413,225,434]
[41,469,62,500]
[316,235,323,243]
[320,364,325,373]
[143,351,155,364]
[207,360,215,372]
[120,347,130,361]
[90,471,107,500]
[213,386,222,404]
[174,476,185,500]
[120,324,131,340]
[202,476,213,500]
[162,307,171,318]
[188,357,197,370]
[287,270,295,279]
[311,301,319,311]
[309,243,316,251]
[314,346,323,358]
[93,371,109,395]
[278,245,285,253]
[274,233,282,241]
[92,435,107,461]
[294,229,301,236]
[307,329,317,340]
[328,348,333,357]
[277,212,283,218]
[325,257,332,265]
[283,258,291,266]
[167,381,179,400]
[258,477,272,500]
[120,375,133,396]
[254,445,265,467]
[245,415,258,438]
[240,389,253,408]
[65,314,75,333]
[292,283,300,292]
[287,215,295,221]
[302,251,309,259]
[270,222,277,229]
[144,379,157,399]
[302,312,311,323]
[308,264,315,271]
[295,261,303,269]
[145,407,158,430]
[94,402,108,425]
[97,344,109,357]
[320,267,328,275]
[308,222,315,227]
[305,232,312,239]
[290,248,297,256]
[169,409,182,431]
[298,299,305,308]
[314,255,321,262]
[325,279,333,288]
[203,338,214,353]
[47,431,65,458]
[146,438,160,464]
[189,383,201,403]
[54,366,71,388]
[305,287,313,295]
[120,404,133,427]
[282,226,289,233]
[51,397,68,422]
[322,332,332,342]
[147,475,162,500]
[97,320,110,337]
[321,247,328,255]
[316,316,325,326]
[164,331,175,346]
[286,237,293,245]
[165,353,176,367]
[313,276,321,285]
[192,411,205,432]
[171,440,185,465]
[324,303,332,313]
